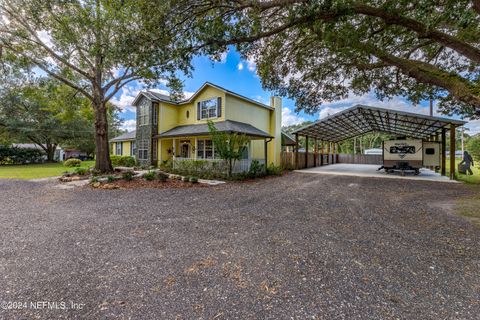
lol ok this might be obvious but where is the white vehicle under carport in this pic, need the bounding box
[379,139,440,175]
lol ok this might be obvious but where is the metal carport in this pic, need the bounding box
[292,105,466,180]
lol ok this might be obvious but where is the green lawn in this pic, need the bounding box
[446,159,480,184]
[0,161,95,180]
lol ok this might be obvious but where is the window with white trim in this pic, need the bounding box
[199,98,218,119]
[138,99,150,126]
[196,139,216,159]
[130,141,136,157]
[115,142,122,155]
[138,140,149,160]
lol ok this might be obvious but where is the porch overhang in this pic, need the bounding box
[155,120,273,139]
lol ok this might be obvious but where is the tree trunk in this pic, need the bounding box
[46,143,56,162]
[94,100,113,172]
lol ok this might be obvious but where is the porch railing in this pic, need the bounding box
[173,157,265,174]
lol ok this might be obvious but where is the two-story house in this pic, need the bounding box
[110,82,282,170]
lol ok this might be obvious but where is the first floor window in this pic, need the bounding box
[197,139,216,159]
[115,142,122,155]
[138,140,148,160]
[130,142,136,157]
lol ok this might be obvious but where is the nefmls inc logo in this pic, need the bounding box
[31,301,67,310]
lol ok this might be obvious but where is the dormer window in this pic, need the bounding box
[197,97,221,120]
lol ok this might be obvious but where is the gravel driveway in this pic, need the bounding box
[0,173,479,319]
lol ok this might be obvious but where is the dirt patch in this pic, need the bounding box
[91,178,212,190]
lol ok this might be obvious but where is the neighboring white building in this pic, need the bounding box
[12,143,64,161]
[364,148,383,155]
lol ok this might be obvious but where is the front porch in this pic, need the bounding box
[158,136,269,174]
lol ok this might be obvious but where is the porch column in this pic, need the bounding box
[314,138,318,167]
[305,135,309,169]
[320,140,324,166]
[441,128,446,176]
[295,133,299,169]
[450,125,456,180]
[172,138,176,161]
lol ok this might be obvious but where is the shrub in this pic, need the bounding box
[64,158,82,167]
[267,164,283,176]
[73,167,88,175]
[0,145,45,165]
[157,172,169,182]
[110,155,135,167]
[122,171,134,181]
[160,159,173,170]
[190,176,199,183]
[248,160,265,178]
[107,175,116,183]
[143,171,156,181]
[90,176,99,183]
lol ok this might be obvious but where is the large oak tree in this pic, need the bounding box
[171,0,480,118]
[0,0,193,171]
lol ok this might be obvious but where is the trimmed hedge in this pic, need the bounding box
[0,145,45,165]
[110,155,135,167]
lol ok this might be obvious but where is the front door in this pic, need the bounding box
[180,142,190,158]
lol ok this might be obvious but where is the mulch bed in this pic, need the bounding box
[93,178,212,190]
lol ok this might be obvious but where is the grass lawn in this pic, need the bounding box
[0,161,95,180]
[445,159,480,184]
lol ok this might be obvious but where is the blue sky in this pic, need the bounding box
[113,47,479,135]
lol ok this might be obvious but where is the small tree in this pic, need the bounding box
[207,121,250,177]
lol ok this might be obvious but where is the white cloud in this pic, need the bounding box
[319,106,344,119]
[219,51,228,63]
[465,119,480,135]
[237,62,244,71]
[110,86,140,112]
[282,107,306,126]
[246,56,256,72]
[121,119,137,132]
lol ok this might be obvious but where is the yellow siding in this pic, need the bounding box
[122,141,131,156]
[110,141,133,156]
[224,95,282,165]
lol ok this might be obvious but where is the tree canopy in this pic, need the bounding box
[0,0,194,171]
[0,77,122,161]
[172,0,480,118]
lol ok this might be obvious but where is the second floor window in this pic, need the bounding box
[198,97,221,120]
[138,99,150,126]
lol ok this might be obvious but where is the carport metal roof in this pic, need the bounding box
[292,105,466,142]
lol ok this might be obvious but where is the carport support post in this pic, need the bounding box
[450,125,456,180]
[314,138,318,167]
[320,141,324,166]
[441,128,446,176]
[305,135,309,169]
[295,133,299,169]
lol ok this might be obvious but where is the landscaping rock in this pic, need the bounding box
[114,167,135,173]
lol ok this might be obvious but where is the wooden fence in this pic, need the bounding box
[281,151,382,169]
[337,154,383,165]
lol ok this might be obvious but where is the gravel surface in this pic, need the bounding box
[0,173,479,319]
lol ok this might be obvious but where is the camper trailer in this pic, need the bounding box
[380,139,440,175]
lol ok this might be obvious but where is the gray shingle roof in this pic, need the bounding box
[110,131,136,142]
[156,120,272,139]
